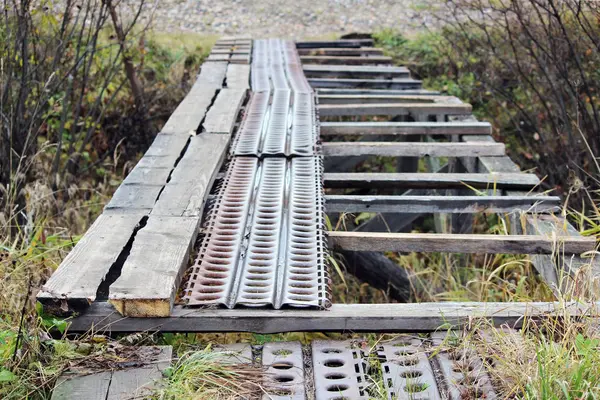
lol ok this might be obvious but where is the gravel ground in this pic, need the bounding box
[135,0,436,38]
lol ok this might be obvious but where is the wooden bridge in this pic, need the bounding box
[42,37,599,399]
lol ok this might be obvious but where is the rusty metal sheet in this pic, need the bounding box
[262,341,306,400]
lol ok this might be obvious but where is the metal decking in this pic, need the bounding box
[39,36,598,333]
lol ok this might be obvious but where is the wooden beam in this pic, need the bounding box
[324,172,540,190]
[319,102,471,116]
[309,78,421,89]
[65,301,598,333]
[325,195,561,214]
[301,56,393,65]
[322,142,505,157]
[296,39,374,48]
[298,47,384,56]
[318,94,452,104]
[303,64,410,79]
[317,88,440,96]
[328,231,596,254]
[320,121,492,136]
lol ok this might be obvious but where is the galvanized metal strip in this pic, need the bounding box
[235,158,287,307]
[185,157,330,309]
[377,337,441,400]
[183,157,258,306]
[262,342,306,400]
[278,157,330,308]
[252,39,270,92]
[290,92,317,156]
[269,39,290,90]
[263,89,291,155]
[232,92,270,155]
[312,340,368,400]
[430,332,497,399]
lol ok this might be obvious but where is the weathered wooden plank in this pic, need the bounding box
[318,94,453,104]
[322,142,505,157]
[319,102,471,116]
[151,134,230,217]
[329,231,596,254]
[193,62,228,89]
[320,121,492,136]
[104,183,163,212]
[226,64,250,88]
[324,172,540,190]
[106,347,172,400]
[38,213,146,311]
[66,301,599,333]
[202,89,247,134]
[161,89,218,134]
[296,39,374,48]
[298,47,384,56]
[51,372,112,400]
[301,56,393,65]
[317,88,440,96]
[109,215,200,317]
[310,78,420,89]
[303,64,410,79]
[325,195,561,214]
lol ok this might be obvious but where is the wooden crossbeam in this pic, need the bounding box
[303,64,410,79]
[298,47,384,56]
[301,56,393,65]
[329,231,596,254]
[325,195,561,213]
[309,78,420,89]
[319,102,471,116]
[296,39,375,48]
[324,172,540,189]
[322,142,505,157]
[320,121,492,136]
[317,88,441,96]
[318,94,452,104]
[65,301,599,333]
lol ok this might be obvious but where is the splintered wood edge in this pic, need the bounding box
[109,298,172,318]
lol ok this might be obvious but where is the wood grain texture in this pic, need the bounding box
[66,301,599,333]
[51,372,112,400]
[38,213,145,310]
[301,56,392,65]
[324,172,540,189]
[104,183,163,212]
[106,347,172,400]
[51,347,172,400]
[317,88,440,96]
[161,89,218,134]
[319,102,471,116]
[202,89,247,134]
[298,47,384,56]
[109,216,200,317]
[194,62,228,88]
[296,39,374,48]
[309,78,421,89]
[328,231,596,254]
[226,64,251,88]
[303,64,409,79]
[318,94,452,104]
[322,142,505,157]
[151,134,229,217]
[325,195,560,214]
[320,121,492,136]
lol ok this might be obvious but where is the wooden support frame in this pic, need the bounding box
[320,121,492,136]
[328,231,596,254]
[322,142,505,157]
[65,301,599,333]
